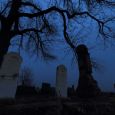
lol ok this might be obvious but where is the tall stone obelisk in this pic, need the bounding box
[56,65,67,98]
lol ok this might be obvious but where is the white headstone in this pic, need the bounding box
[0,52,22,98]
[56,65,67,97]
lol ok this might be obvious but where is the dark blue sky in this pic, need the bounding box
[9,36,115,92]
[6,0,115,92]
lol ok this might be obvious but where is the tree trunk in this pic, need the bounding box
[0,32,11,68]
[0,0,22,67]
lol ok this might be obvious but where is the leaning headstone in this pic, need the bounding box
[56,65,67,97]
[76,44,101,98]
[0,52,22,98]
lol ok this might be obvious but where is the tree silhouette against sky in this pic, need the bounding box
[0,0,115,67]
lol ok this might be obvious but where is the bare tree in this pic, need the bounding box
[0,0,115,67]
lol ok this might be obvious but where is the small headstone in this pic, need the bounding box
[56,65,67,97]
[68,85,75,97]
[76,44,101,98]
[16,85,37,97]
[41,82,51,96]
[114,83,115,90]
[0,52,22,98]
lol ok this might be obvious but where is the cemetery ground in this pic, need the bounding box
[0,92,115,115]
[0,49,115,115]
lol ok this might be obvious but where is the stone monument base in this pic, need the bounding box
[76,74,101,98]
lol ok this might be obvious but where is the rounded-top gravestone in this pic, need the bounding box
[0,52,22,76]
[0,52,22,98]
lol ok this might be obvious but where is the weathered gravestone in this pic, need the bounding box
[76,44,101,98]
[0,52,22,98]
[56,65,67,97]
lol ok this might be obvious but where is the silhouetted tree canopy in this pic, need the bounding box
[0,0,115,66]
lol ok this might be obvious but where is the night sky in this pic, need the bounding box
[5,0,115,92]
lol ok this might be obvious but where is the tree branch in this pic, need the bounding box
[11,28,43,37]
[21,1,41,11]
[18,6,106,49]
